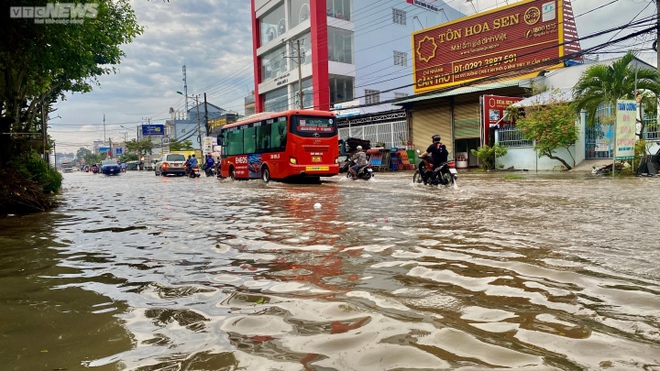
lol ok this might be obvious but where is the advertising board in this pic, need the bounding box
[481,95,523,145]
[412,0,571,93]
[141,124,165,136]
[615,99,636,160]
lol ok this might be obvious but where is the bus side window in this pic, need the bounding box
[257,125,270,151]
[244,126,256,154]
[272,121,286,149]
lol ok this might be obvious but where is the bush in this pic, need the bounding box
[470,144,508,170]
[0,154,62,214]
[12,153,62,193]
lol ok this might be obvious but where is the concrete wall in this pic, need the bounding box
[495,112,586,171]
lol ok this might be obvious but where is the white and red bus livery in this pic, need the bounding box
[217,109,339,181]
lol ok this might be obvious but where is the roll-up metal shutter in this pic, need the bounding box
[410,101,452,155]
[453,100,481,140]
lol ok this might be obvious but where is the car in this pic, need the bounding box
[155,154,187,176]
[125,160,139,171]
[100,159,121,175]
[61,162,74,173]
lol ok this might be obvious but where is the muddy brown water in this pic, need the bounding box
[1,170,659,370]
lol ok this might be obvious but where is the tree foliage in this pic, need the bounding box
[514,92,579,170]
[0,0,143,165]
[124,138,154,157]
[169,139,194,151]
[573,51,660,134]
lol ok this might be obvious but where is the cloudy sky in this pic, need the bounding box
[50,0,658,153]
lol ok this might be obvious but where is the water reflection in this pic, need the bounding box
[0,171,659,370]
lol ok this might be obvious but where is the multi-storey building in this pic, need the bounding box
[250,0,464,114]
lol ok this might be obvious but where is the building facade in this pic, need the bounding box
[250,0,464,114]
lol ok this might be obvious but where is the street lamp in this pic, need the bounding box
[177,91,203,157]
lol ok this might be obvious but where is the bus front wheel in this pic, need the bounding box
[261,166,270,183]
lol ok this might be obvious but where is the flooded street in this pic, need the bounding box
[1,170,659,370]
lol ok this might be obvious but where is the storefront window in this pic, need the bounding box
[329,76,354,105]
[328,27,353,64]
[261,45,287,81]
[259,3,285,46]
[289,0,310,29]
[291,78,313,109]
[327,0,351,21]
[264,87,288,113]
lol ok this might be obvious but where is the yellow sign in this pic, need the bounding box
[305,166,329,171]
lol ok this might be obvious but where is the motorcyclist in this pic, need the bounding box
[184,155,192,175]
[419,134,448,182]
[204,154,215,175]
[189,154,198,169]
[349,145,368,180]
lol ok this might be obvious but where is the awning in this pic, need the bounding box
[512,87,573,107]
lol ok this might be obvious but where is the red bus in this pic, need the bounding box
[217,109,339,181]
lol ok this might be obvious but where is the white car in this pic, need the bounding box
[154,154,187,176]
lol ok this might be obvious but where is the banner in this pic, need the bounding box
[142,124,165,136]
[615,99,636,160]
[481,95,523,145]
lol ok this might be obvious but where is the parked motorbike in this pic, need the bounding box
[347,161,373,180]
[413,157,457,186]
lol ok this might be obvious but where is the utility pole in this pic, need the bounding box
[657,0,660,72]
[103,114,106,144]
[195,95,203,157]
[204,92,209,136]
[296,39,303,109]
[182,65,189,112]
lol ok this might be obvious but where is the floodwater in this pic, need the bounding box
[1,170,659,371]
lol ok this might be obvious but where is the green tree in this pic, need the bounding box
[573,51,660,137]
[0,0,143,165]
[124,138,154,158]
[76,147,92,163]
[169,139,194,151]
[515,92,580,170]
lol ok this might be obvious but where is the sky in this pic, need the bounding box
[49,0,658,153]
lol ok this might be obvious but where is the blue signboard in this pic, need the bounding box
[115,148,122,155]
[99,146,110,154]
[142,124,165,136]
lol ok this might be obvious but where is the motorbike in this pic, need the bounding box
[185,165,201,178]
[90,164,99,174]
[413,157,457,186]
[346,161,373,180]
[204,164,215,177]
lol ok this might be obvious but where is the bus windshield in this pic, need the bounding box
[290,116,336,137]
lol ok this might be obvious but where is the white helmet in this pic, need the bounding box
[356,145,363,150]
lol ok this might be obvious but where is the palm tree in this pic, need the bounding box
[573,51,660,135]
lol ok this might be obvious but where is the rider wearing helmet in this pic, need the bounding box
[420,134,448,179]
[350,145,368,179]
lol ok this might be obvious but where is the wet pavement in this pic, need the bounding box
[1,170,659,370]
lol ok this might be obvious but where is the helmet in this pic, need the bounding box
[192,154,195,157]
[356,145,363,150]
[432,134,441,142]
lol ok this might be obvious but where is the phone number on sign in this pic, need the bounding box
[453,54,517,73]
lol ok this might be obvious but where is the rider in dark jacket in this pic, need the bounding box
[419,134,448,182]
